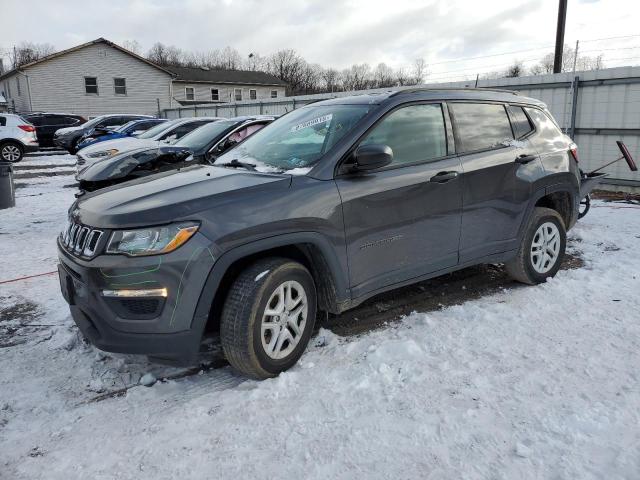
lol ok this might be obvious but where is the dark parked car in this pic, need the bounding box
[23,113,86,148]
[76,118,168,151]
[76,116,274,191]
[53,114,153,154]
[58,89,604,379]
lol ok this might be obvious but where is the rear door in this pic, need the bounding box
[450,102,542,263]
[336,103,463,298]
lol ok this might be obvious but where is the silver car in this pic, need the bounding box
[75,117,221,172]
[0,113,39,162]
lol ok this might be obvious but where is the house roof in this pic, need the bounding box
[167,66,287,87]
[0,38,175,81]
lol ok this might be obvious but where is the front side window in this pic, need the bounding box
[450,103,513,153]
[85,77,98,95]
[250,89,257,100]
[114,78,127,95]
[271,90,278,98]
[234,88,242,101]
[214,104,373,172]
[185,87,195,101]
[360,104,447,166]
[211,88,219,101]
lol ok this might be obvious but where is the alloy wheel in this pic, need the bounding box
[1,145,21,162]
[261,280,308,360]
[530,221,561,274]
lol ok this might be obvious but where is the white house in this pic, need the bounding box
[0,38,287,118]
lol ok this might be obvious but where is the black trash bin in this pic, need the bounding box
[0,161,16,209]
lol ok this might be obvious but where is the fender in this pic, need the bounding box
[188,231,351,349]
[517,181,579,241]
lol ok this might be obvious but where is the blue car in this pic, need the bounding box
[76,118,167,151]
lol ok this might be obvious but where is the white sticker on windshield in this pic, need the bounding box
[290,114,333,133]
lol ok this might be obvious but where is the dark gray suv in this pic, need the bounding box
[57,89,600,379]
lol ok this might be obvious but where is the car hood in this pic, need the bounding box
[78,137,159,156]
[72,165,291,228]
[55,125,85,136]
[76,145,192,182]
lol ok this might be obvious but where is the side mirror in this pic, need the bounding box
[352,144,393,171]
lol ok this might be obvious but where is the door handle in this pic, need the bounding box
[429,171,459,183]
[516,154,537,164]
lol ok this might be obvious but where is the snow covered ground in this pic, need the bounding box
[1,155,640,479]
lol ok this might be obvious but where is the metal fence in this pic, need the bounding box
[163,66,640,187]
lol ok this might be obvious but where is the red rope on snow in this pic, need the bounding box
[0,271,58,285]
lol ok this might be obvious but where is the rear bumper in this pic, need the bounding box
[57,234,217,362]
[23,143,39,153]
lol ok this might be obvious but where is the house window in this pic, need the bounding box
[114,78,127,95]
[185,87,195,101]
[249,89,257,100]
[6,82,11,98]
[16,78,21,96]
[234,88,242,101]
[211,88,219,101]
[85,77,98,95]
[271,90,278,98]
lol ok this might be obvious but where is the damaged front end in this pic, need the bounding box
[76,146,194,192]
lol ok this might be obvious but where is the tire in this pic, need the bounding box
[505,207,566,285]
[220,257,317,379]
[0,141,24,163]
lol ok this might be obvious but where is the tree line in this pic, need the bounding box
[2,40,606,96]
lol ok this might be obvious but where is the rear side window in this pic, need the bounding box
[451,103,513,153]
[507,106,534,139]
[360,104,447,166]
[0,116,5,127]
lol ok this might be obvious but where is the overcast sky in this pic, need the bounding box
[1,0,639,79]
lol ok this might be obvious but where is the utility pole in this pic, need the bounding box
[572,39,579,74]
[553,0,568,73]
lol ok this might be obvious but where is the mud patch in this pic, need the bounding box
[0,297,45,348]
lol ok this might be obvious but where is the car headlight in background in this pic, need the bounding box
[106,223,199,256]
[86,149,119,159]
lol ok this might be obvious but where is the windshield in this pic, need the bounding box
[175,120,237,150]
[115,121,137,133]
[214,105,372,173]
[138,121,176,139]
[83,116,112,128]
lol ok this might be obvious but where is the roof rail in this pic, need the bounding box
[389,87,520,97]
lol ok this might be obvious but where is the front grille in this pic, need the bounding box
[61,220,103,258]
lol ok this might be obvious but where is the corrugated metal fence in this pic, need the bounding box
[163,66,640,187]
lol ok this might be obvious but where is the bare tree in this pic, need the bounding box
[504,60,524,78]
[219,46,242,70]
[9,42,55,69]
[121,40,142,55]
[268,49,307,93]
[373,63,395,88]
[412,58,427,84]
[531,44,605,75]
[147,42,183,66]
[395,67,410,86]
[321,68,341,92]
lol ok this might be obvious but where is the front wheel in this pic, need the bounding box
[505,207,566,285]
[0,142,24,162]
[220,257,317,379]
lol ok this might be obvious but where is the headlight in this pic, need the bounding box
[106,223,199,256]
[87,149,119,159]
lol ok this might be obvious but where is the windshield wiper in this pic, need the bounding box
[216,159,256,171]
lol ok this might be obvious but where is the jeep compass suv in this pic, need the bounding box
[58,89,600,379]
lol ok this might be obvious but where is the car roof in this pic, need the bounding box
[309,88,546,108]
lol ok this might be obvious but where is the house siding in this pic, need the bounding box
[2,74,32,113]
[16,43,172,117]
[173,82,286,104]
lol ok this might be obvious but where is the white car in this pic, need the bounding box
[75,117,221,172]
[0,113,39,162]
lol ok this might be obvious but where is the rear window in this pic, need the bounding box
[451,103,514,153]
[507,106,534,139]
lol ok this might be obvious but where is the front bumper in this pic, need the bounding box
[57,234,217,361]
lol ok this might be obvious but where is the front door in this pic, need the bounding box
[335,103,463,298]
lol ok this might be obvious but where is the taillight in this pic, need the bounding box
[569,146,579,163]
[18,125,36,133]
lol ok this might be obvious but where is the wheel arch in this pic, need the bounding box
[519,183,578,239]
[192,232,350,340]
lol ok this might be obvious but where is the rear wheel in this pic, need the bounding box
[0,142,23,162]
[505,207,566,284]
[220,257,317,379]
